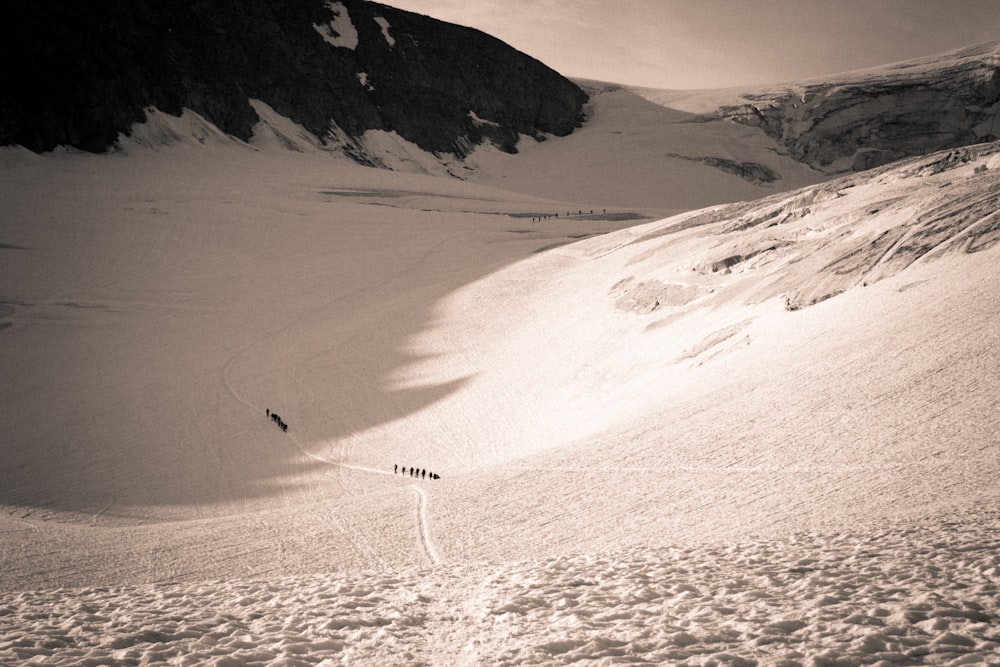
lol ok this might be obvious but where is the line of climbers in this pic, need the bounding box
[262,410,443,482]
[263,410,438,479]
[266,408,287,432]
[532,209,606,222]
[395,464,440,480]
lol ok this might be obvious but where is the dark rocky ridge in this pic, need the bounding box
[1,0,587,158]
[712,42,1000,174]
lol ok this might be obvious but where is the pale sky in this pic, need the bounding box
[379,0,1000,89]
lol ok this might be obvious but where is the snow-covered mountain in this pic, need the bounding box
[6,0,1000,200]
[3,0,585,160]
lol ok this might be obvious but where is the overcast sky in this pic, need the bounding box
[380,0,1000,89]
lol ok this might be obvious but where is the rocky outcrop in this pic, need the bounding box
[666,153,779,184]
[1,0,587,159]
[714,42,1000,173]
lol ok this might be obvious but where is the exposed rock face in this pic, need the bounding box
[1,0,587,159]
[666,153,779,184]
[715,42,1000,173]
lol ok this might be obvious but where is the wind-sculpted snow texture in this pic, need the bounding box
[2,511,997,666]
[714,42,1000,173]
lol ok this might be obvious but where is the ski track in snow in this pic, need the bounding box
[216,232,459,568]
[225,317,443,568]
[410,484,442,566]
[274,428,443,567]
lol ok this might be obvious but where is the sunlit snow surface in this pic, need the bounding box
[1,95,999,664]
[2,511,998,665]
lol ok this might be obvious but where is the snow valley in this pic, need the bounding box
[2,40,1000,667]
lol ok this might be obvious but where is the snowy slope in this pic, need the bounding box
[2,92,999,666]
[424,144,1000,560]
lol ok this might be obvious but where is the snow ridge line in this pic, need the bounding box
[410,484,442,565]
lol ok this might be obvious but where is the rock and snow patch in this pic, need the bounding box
[114,107,246,152]
[469,110,500,128]
[633,41,1000,177]
[325,121,466,176]
[248,99,328,154]
[313,1,358,50]
[357,72,374,91]
[374,16,395,47]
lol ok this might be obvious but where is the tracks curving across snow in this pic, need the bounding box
[225,413,444,566]
[287,430,442,566]
[410,484,442,565]
[214,231,464,567]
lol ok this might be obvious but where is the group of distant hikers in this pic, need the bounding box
[264,410,444,479]
[395,464,440,480]
[266,408,287,432]
[264,411,443,479]
[532,209,606,223]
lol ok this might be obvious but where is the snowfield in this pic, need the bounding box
[3,511,998,666]
[1,85,999,665]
